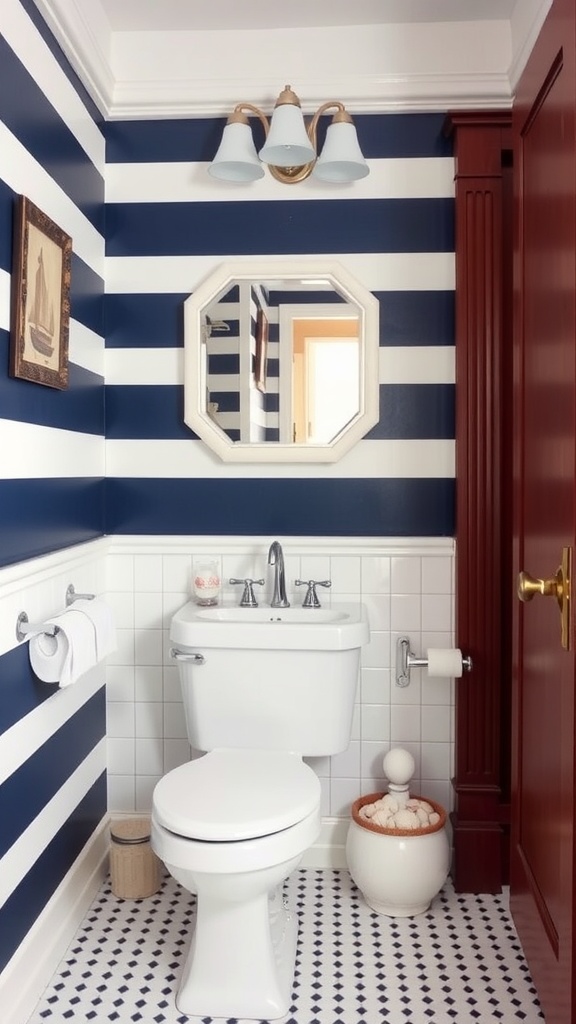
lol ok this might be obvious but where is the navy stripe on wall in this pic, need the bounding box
[378,291,454,347]
[0,330,104,432]
[0,479,105,568]
[0,772,106,973]
[369,384,454,440]
[105,199,454,257]
[105,478,455,537]
[0,644,57,735]
[0,689,105,857]
[105,293,188,348]
[105,384,191,439]
[0,178,15,272]
[71,253,105,337]
[105,113,453,164]
[104,383,453,440]
[103,290,455,350]
[0,35,104,232]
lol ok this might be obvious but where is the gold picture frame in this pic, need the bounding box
[254,308,268,393]
[10,196,72,389]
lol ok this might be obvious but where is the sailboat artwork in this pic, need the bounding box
[28,248,55,358]
[10,195,72,389]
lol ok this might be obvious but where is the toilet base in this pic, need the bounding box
[176,881,299,1020]
[151,801,321,1019]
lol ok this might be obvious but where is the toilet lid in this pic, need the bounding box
[153,749,321,841]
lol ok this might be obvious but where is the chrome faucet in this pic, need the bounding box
[268,541,290,608]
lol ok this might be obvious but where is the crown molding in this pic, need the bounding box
[32,0,548,120]
[109,72,512,121]
[32,0,114,115]
[508,0,553,91]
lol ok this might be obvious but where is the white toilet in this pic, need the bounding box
[151,598,368,1020]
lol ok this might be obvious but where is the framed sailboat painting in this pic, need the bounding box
[10,196,72,389]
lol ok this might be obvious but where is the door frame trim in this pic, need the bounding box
[445,110,513,892]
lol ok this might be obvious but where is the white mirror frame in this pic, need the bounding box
[183,260,380,463]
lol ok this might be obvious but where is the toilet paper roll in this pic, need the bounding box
[426,648,464,678]
[29,629,69,684]
[29,608,97,687]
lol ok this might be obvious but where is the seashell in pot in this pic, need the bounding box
[346,791,450,917]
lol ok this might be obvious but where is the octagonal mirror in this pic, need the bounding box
[184,260,380,462]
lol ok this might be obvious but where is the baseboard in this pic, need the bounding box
[0,815,111,1024]
[301,816,350,869]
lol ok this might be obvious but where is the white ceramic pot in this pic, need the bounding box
[346,792,450,917]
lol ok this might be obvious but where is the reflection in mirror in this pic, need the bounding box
[281,306,360,443]
[184,261,380,463]
[203,281,360,445]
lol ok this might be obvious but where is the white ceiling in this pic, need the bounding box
[33,0,551,119]
[97,0,519,33]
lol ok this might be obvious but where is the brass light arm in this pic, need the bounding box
[227,103,270,137]
[306,101,351,148]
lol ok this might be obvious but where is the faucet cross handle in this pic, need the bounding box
[229,578,265,608]
[295,579,332,608]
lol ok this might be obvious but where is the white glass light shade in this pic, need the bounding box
[259,103,316,167]
[313,122,370,182]
[208,122,265,182]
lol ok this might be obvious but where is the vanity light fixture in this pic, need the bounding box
[208,85,369,185]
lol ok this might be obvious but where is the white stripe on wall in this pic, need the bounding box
[105,437,455,478]
[105,252,456,294]
[105,347,181,384]
[0,420,105,478]
[0,0,105,171]
[106,157,456,204]
[69,319,105,377]
[379,346,455,384]
[0,122,104,276]
[0,668,104,784]
[0,269,9,331]
[105,345,454,387]
[0,739,106,910]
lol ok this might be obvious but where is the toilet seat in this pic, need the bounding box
[153,749,320,841]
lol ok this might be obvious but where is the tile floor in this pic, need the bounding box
[27,869,544,1024]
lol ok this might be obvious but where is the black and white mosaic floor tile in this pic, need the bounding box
[27,869,544,1024]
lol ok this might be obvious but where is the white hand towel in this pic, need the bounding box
[70,598,117,660]
[29,608,98,687]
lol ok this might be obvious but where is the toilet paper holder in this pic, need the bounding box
[16,585,95,642]
[396,636,472,688]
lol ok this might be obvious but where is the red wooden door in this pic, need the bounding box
[511,1,576,1021]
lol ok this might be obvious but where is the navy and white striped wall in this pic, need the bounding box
[105,113,456,537]
[0,0,106,571]
[0,0,106,977]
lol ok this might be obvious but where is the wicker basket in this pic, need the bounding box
[110,818,161,899]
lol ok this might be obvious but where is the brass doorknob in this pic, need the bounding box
[517,547,571,651]
[517,570,562,603]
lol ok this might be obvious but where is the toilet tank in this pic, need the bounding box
[170,602,369,756]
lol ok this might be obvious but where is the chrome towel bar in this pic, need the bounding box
[16,584,96,642]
